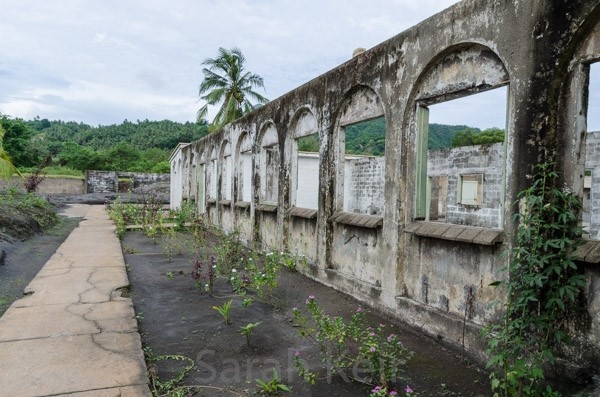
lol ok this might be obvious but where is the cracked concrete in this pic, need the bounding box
[0,205,151,397]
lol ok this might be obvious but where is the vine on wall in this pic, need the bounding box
[484,163,588,397]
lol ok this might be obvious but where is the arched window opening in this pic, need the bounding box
[259,124,279,205]
[290,109,319,210]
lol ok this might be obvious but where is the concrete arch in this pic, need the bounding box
[412,42,509,106]
[258,120,278,148]
[335,85,385,127]
[289,106,319,139]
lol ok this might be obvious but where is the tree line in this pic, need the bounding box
[0,115,209,174]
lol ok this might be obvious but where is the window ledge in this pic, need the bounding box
[404,221,503,245]
[234,201,251,209]
[290,207,317,219]
[220,199,232,206]
[330,211,383,229]
[257,203,277,213]
[573,239,600,263]
[206,198,217,204]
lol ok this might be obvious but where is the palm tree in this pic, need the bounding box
[197,47,268,130]
[0,124,21,180]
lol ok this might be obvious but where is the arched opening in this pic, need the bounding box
[290,108,319,210]
[334,86,386,216]
[412,43,509,229]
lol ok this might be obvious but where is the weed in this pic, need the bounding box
[166,272,175,280]
[191,256,216,294]
[239,321,260,346]
[293,297,412,388]
[483,163,586,397]
[255,368,291,395]
[123,246,141,254]
[212,299,232,325]
[145,347,195,397]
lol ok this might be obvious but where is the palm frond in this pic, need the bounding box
[197,47,268,131]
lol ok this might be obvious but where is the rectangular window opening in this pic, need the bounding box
[417,86,507,228]
[295,133,320,210]
[342,116,386,216]
[584,62,600,239]
[262,146,279,204]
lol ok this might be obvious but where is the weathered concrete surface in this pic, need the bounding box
[0,205,151,397]
[170,0,600,377]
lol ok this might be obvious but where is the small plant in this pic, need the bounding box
[171,199,196,231]
[212,299,232,325]
[255,368,291,395]
[191,256,216,294]
[166,272,175,280]
[239,321,260,346]
[293,297,412,388]
[292,351,316,385]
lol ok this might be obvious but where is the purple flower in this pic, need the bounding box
[356,306,363,312]
[371,386,381,393]
[369,332,375,337]
[294,351,300,357]
[369,346,376,352]
[387,334,395,342]
[390,391,398,396]
[308,295,315,299]
[405,385,413,393]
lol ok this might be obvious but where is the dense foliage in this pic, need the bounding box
[451,127,505,147]
[0,124,20,179]
[298,118,485,155]
[0,115,209,174]
[484,163,586,397]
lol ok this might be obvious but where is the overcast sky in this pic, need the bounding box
[2,1,596,130]
[1,0,469,127]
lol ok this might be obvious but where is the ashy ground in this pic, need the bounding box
[123,230,490,397]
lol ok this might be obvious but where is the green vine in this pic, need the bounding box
[484,163,587,397]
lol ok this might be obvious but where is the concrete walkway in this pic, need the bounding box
[0,205,151,397]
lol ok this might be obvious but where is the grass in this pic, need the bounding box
[17,165,84,178]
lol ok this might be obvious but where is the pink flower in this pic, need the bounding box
[369,346,376,352]
[356,306,363,312]
[390,391,398,396]
[369,332,375,336]
[294,351,300,356]
[371,386,381,393]
[405,385,413,393]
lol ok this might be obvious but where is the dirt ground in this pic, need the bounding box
[123,230,491,397]
[0,215,81,316]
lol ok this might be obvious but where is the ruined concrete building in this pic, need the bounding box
[171,0,600,376]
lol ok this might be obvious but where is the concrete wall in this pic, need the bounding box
[87,171,170,195]
[428,143,504,228]
[0,176,85,195]
[170,0,600,373]
[344,156,385,215]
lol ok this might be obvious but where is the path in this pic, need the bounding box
[0,205,151,397]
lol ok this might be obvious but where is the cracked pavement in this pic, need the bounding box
[0,205,151,397]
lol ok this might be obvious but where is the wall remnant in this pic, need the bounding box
[86,171,169,194]
[171,0,600,378]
